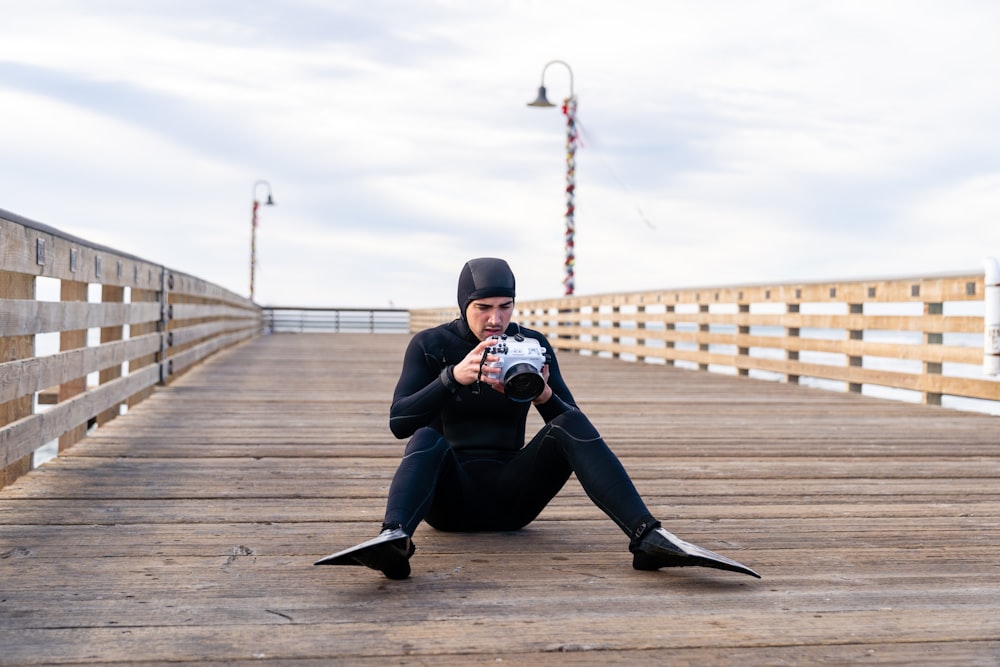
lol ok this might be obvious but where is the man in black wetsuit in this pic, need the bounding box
[316,257,759,580]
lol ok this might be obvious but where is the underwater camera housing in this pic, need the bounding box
[486,333,549,402]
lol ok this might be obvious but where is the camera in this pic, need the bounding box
[486,333,549,403]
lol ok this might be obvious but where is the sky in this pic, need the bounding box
[2,0,999,309]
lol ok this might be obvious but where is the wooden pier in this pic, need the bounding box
[1,332,998,665]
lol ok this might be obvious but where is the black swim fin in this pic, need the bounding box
[631,526,761,578]
[314,527,415,580]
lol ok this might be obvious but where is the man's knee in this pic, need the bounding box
[402,427,450,457]
[549,410,601,442]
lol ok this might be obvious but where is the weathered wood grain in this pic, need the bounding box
[0,270,34,487]
[1,333,998,665]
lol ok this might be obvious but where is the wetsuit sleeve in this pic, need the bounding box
[388,334,455,439]
[531,333,578,423]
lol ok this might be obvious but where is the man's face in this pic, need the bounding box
[465,296,514,341]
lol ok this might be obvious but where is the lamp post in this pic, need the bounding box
[250,179,275,302]
[528,59,577,296]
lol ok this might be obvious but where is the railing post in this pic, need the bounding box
[58,276,89,453]
[158,268,171,385]
[98,282,125,426]
[847,302,863,393]
[986,257,1000,376]
[698,303,710,371]
[611,305,622,359]
[557,306,575,352]
[129,280,159,409]
[665,304,676,366]
[637,304,648,363]
[737,299,750,377]
[923,301,944,405]
[787,302,801,385]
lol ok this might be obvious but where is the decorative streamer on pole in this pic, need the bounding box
[527,60,576,295]
[562,94,577,296]
[250,199,259,300]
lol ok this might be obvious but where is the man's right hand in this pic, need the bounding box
[453,339,501,389]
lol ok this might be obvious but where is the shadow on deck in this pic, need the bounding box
[1,333,998,665]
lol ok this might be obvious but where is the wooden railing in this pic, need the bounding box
[412,271,1000,412]
[5,206,996,488]
[1,209,261,488]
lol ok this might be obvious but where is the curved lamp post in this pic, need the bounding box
[528,59,577,296]
[250,179,275,302]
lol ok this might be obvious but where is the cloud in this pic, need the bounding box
[2,1,1000,308]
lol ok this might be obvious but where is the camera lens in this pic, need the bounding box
[503,363,544,403]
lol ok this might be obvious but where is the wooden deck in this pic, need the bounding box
[1,333,998,665]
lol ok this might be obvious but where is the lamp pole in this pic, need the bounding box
[528,59,577,296]
[250,179,275,302]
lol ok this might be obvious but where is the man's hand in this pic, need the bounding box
[453,339,502,389]
[532,364,553,405]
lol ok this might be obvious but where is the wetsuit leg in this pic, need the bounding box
[497,410,656,536]
[383,428,462,535]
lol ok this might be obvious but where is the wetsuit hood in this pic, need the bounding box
[457,258,516,323]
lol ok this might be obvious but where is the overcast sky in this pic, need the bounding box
[2,1,999,308]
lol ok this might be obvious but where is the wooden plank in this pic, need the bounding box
[0,299,161,336]
[164,327,257,378]
[0,364,160,467]
[168,269,255,306]
[1,497,995,526]
[3,456,999,497]
[0,610,997,665]
[0,333,998,665]
[0,333,161,404]
[0,270,34,488]
[0,215,164,287]
[3,516,998,558]
[167,318,259,348]
[169,302,260,322]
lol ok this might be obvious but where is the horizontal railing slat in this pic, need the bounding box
[0,333,162,405]
[167,328,259,378]
[0,364,160,468]
[0,300,162,336]
[167,319,262,350]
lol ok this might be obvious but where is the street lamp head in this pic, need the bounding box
[254,179,275,205]
[528,60,574,107]
[527,85,556,108]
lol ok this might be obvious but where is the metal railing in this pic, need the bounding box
[262,306,409,333]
